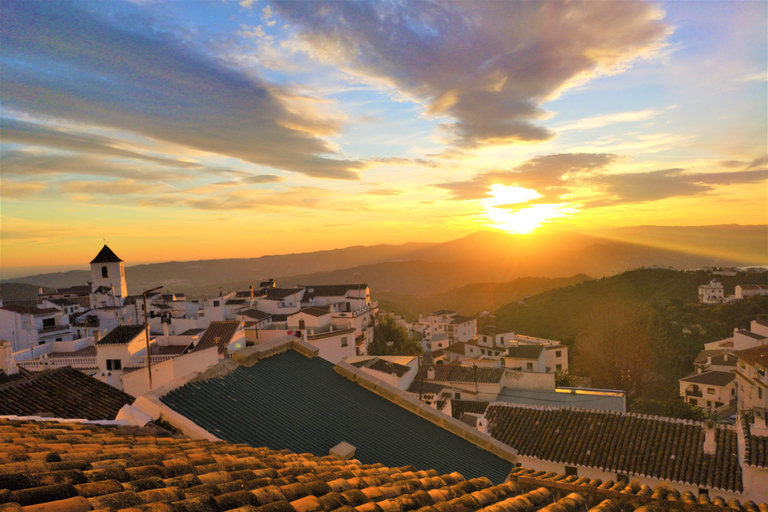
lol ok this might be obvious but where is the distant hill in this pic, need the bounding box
[0,283,55,301]
[374,275,593,320]
[4,225,765,298]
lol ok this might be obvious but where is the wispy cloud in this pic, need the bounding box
[553,109,663,132]
[435,153,618,201]
[366,188,404,196]
[1,1,362,179]
[273,0,670,149]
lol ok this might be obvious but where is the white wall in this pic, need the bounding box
[310,332,357,363]
[122,347,219,397]
[545,346,568,372]
[503,370,556,390]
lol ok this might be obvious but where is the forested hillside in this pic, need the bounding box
[490,269,768,402]
[374,274,592,320]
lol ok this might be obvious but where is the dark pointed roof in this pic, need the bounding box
[90,244,123,264]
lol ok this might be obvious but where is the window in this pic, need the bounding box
[759,388,763,399]
[526,362,533,370]
[500,337,504,343]
[481,349,486,355]
[213,300,220,307]
[101,266,109,278]
[707,388,715,395]
[42,318,55,328]
[565,467,577,477]
[341,337,348,347]
[690,398,697,405]
[556,364,562,371]
[454,392,461,400]
[556,351,562,358]
[106,359,122,371]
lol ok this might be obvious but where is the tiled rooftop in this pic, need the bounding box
[485,404,743,493]
[265,288,305,300]
[351,358,412,378]
[478,326,512,337]
[194,321,241,355]
[678,371,736,387]
[741,414,768,469]
[507,467,762,510]
[295,306,332,317]
[161,350,514,483]
[0,304,59,316]
[415,365,505,385]
[451,401,490,420]
[0,418,761,512]
[0,367,134,420]
[505,346,543,360]
[735,345,768,367]
[303,285,367,301]
[96,325,145,346]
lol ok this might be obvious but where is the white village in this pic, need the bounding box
[0,245,766,505]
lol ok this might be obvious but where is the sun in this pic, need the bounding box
[482,184,573,234]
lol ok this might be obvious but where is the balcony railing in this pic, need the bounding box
[38,324,72,334]
[17,356,97,371]
[130,355,174,367]
[686,389,703,398]
[16,354,174,372]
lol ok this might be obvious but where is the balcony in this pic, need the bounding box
[39,324,71,334]
[686,388,703,398]
[17,356,97,372]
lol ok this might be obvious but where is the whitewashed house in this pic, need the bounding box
[678,370,736,412]
[0,301,74,352]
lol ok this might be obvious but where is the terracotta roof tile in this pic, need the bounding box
[486,404,743,492]
[0,367,134,420]
[193,321,241,354]
[96,325,144,346]
[415,365,504,385]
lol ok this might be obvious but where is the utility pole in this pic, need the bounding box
[142,285,163,390]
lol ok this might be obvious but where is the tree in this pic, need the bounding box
[370,316,423,356]
[574,299,671,405]
[555,369,575,387]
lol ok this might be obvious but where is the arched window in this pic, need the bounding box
[101,266,109,278]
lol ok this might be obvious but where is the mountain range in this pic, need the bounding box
[3,225,765,305]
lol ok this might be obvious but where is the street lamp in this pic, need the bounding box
[142,285,163,390]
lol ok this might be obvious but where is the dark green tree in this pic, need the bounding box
[370,316,423,356]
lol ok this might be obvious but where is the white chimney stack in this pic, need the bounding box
[703,419,717,455]
[427,366,436,380]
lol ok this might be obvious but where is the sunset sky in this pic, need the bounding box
[1,0,766,272]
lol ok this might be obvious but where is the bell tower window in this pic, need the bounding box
[102,266,109,278]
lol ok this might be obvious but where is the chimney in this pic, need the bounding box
[0,340,18,375]
[94,330,101,343]
[753,408,768,436]
[250,285,254,307]
[427,366,435,380]
[163,321,169,338]
[703,419,717,455]
[477,417,488,435]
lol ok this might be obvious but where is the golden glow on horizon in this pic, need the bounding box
[482,184,573,234]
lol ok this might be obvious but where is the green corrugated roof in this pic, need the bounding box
[161,350,513,483]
